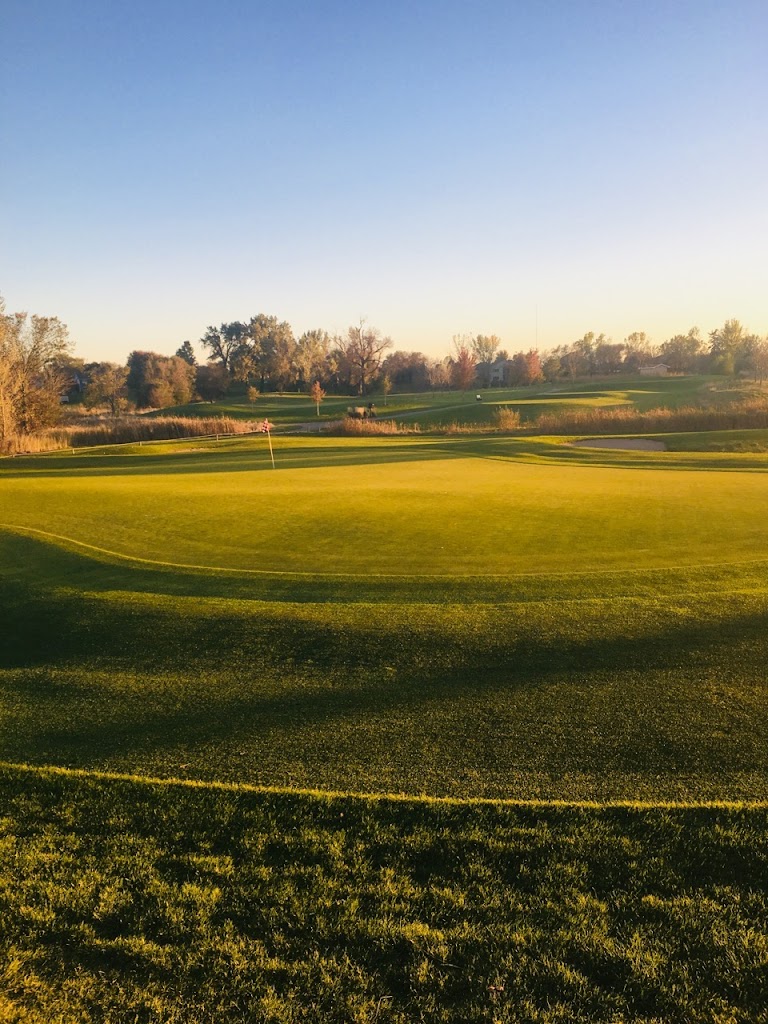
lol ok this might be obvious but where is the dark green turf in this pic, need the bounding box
[1,765,767,1023]
[3,528,768,801]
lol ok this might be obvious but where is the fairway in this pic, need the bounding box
[162,374,744,427]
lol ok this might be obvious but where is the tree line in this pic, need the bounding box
[80,318,768,419]
[2,293,767,449]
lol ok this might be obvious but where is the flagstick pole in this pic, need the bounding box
[266,426,275,469]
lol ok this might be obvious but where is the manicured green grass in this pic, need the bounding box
[2,765,767,1023]
[530,374,747,410]
[6,436,768,575]
[3,436,768,801]
[4,431,768,1019]
[3,547,768,800]
[663,427,768,452]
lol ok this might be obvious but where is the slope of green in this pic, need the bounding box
[3,433,768,801]
[2,765,767,1023]
[663,427,768,452]
[5,437,768,576]
[3,554,768,800]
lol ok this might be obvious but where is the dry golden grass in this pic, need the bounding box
[331,417,421,435]
[4,416,256,454]
[492,407,522,430]
[531,398,768,435]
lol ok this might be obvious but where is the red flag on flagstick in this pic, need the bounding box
[260,419,276,468]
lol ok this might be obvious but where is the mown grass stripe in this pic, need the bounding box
[4,761,768,811]
[5,522,768,581]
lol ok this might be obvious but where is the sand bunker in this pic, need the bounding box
[571,437,667,451]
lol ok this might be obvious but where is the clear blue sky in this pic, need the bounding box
[2,0,766,363]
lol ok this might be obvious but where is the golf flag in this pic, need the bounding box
[259,419,276,468]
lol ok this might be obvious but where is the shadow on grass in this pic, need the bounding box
[2,573,768,779]
[0,439,464,479]
[4,433,768,481]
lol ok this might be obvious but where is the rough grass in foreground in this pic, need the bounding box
[1,765,767,1024]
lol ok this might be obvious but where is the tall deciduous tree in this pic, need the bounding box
[126,352,195,408]
[381,351,431,392]
[508,349,545,387]
[572,333,597,377]
[450,339,477,392]
[736,334,762,376]
[471,334,501,365]
[84,362,129,415]
[659,328,702,373]
[0,302,71,444]
[708,319,747,375]
[541,352,563,382]
[339,320,393,395]
[295,330,331,390]
[200,322,248,372]
[471,334,501,386]
[246,314,296,391]
[426,357,451,390]
[593,339,625,375]
[750,338,768,384]
[524,349,544,384]
[196,362,230,403]
[623,332,656,372]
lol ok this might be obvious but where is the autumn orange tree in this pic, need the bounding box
[310,380,326,416]
[0,300,71,445]
[450,339,477,393]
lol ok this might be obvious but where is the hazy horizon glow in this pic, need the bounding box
[2,0,767,364]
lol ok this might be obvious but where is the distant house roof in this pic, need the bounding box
[639,363,670,375]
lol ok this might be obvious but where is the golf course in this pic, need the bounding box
[3,386,768,1021]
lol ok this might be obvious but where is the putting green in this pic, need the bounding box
[4,440,768,577]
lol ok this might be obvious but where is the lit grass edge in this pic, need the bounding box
[5,761,767,812]
[6,522,768,583]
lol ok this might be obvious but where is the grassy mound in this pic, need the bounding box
[3,528,768,802]
[6,436,768,575]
